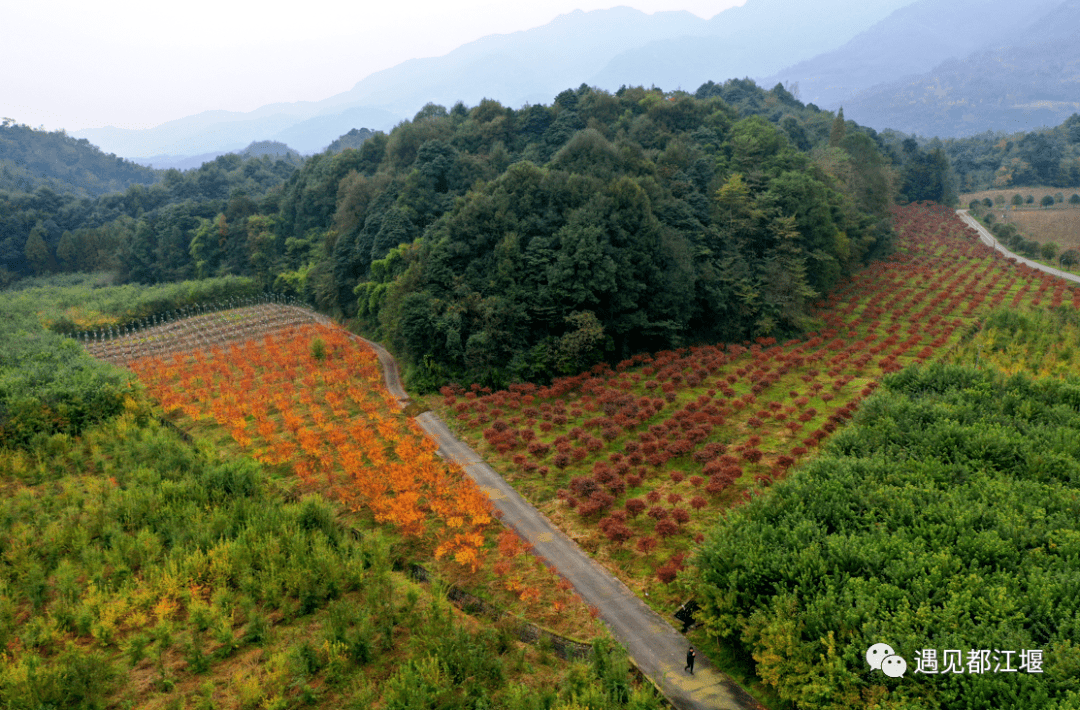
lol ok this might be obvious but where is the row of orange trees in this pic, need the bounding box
[435,203,1075,583]
[130,325,495,571]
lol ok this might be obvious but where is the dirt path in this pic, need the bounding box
[351,335,410,406]
[958,209,1080,285]
[348,334,763,710]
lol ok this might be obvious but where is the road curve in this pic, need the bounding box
[352,335,410,406]
[345,333,763,710]
[337,210,1065,708]
[957,209,1080,285]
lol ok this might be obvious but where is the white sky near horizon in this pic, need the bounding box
[3,0,745,133]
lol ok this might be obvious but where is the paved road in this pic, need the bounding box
[957,209,1080,285]
[346,333,763,710]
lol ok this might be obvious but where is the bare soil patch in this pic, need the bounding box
[1005,209,1080,251]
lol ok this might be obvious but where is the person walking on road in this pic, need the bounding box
[685,646,695,674]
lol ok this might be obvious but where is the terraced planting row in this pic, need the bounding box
[428,203,1074,600]
[83,304,326,365]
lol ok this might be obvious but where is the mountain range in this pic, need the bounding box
[836,0,1080,137]
[72,0,1080,164]
[71,0,911,163]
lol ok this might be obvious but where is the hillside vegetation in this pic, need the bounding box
[0,401,653,710]
[696,361,1080,710]
[16,67,1080,710]
[695,308,1080,708]
[0,120,159,197]
[416,202,1080,707]
[942,114,1080,193]
[0,283,659,709]
[293,83,909,389]
[0,153,300,288]
[5,82,948,389]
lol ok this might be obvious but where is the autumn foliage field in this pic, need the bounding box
[429,202,1080,600]
[131,328,493,566]
[0,307,644,708]
[127,324,599,634]
[15,201,1077,709]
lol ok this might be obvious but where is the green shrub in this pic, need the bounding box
[696,364,1080,709]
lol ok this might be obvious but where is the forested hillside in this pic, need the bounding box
[935,114,1080,193]
[0,152,300,287]
[0,120,159,197]
[189,84,902,388]
[323,128,376,154]
[5,81,961,387]
[314,83,913,389]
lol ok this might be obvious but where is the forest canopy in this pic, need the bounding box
[0,119,159,197]
[334,84,900,389]
[922,113,1080,194]
[4,81,921,388]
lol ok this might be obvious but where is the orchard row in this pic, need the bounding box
[434,204,1072,583]
[131,326,496,572]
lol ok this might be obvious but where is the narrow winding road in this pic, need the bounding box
[341,211,1055,708]
[347,333,763,710]
[957,209,1080,285]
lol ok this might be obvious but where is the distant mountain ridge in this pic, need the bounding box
[765,0,1080,137]
[71,0,913,161]
[77,105,398,164]
[587,0,914,92]
[136,140,305,171]
[838,0,1080,136]
[765,0,1062,110]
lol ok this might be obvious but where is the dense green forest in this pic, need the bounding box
[305,82,946,389]
[4,80,967,389]
[694,360,1080,709]
[935,114,1080,193]
[0,152,301,287]
[0,119,159,197]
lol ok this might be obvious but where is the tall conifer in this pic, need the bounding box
[829,107,846,148]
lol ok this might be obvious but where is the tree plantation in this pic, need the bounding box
[7,78,1080,710]
[0,288,661,709]
[0,401,656,709]
[695,363,1080,709]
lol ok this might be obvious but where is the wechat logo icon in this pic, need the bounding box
[866,643,907,678]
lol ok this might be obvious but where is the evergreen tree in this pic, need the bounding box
[828,107,846,148]
[56,230,78,271]
[24,224,51,274]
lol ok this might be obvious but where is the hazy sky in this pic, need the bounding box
[4,0,744,133]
